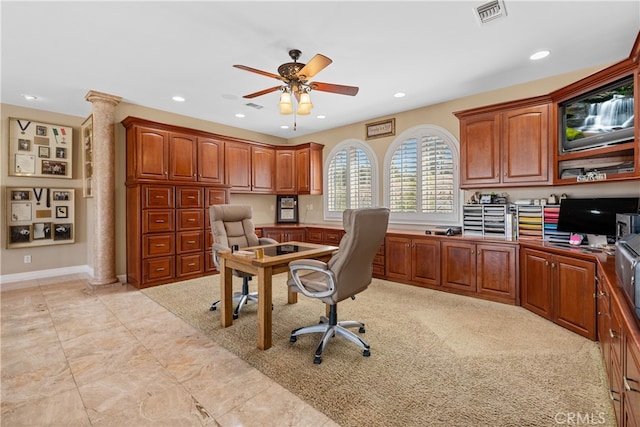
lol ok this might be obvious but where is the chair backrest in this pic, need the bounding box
[328,207,390,302]
[210,205,260,249]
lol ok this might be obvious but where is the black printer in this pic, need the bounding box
[616,233,640,319]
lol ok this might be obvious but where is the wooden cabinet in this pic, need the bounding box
[386,236,440,287]
[169,133,197,181]
[520,247,596,339]
[275,143,324,195]
[197,137,224,183]
[624,337,640,426]
[127,124,169,181]
[224,142,276,193]
[261,226,306,243]
[251,145,276,193]
[441,241,518,304]
[455,98,552,188]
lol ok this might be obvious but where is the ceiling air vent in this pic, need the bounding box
[474,0,507,25]
[245,102,264,109]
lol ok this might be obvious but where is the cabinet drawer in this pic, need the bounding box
[143,210,174,233]
[177,230,203,253]
[144,256,174,281]
[306,229,324,244]
[373,254,385,266]
[372,264,385,276]
[143,186,174,208]
[205,250,217,272]
[143,233,175,257]
[177,187,202,208]
[205,230,214,248]
[177,209,203,230]
[325,230,344,245]
[625,339,640,421]
[177,253,204,277]
[206,188,227,206]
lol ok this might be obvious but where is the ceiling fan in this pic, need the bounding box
[233,49,359,118]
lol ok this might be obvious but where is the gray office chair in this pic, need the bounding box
[287,207,390,364]
[209,205,277,318]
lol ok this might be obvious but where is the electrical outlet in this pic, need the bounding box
[24,255,31,264]
[307,204,313,211]
[270,205,275,211]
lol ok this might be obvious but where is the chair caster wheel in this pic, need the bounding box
[290,336,297,343]
[359,326,366,333]
[209,306,217,311]
[233,313,239,320]
[314,356,322,364]
[363,349,371,357]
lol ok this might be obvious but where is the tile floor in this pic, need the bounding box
[1,274,338,427]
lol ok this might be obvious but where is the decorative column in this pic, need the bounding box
[85,90,122,286]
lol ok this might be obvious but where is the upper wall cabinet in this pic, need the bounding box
[275,142,324,195]
[455,97,552,189]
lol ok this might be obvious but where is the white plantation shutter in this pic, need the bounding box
[326,141,376,217]
[385,125,460,224]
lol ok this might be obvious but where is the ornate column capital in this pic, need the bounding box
[84,90,122,106]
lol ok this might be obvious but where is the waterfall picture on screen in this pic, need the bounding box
[561,75,634,152]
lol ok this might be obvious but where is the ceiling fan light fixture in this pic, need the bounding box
[278,88,293,115]
[296,91,313,115]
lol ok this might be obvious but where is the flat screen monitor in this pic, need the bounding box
[557,197,640,245]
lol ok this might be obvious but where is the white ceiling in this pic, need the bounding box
[2,1,639,139]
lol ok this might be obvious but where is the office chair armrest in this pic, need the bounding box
[259,237,278,245]
[212,243,231,271]
[289,260,336,299]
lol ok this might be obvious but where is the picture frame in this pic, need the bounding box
[11,202,32,221]
[52,191,70,201]
[11,190,30,201]
[38,146,50,158]
[276,195,299,223]
[36,125,47,136]
[366,118,395,140]
[18,139,31,151]
[41,160,67,176]
[54,224,72,241]
[55,206,68,218]
[55,147,66,159]
[9,225,32,244]
[14,154,36,174]
[32,222,52,240]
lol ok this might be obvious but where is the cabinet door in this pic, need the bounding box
[441,241,476,292]
[625,338,640,426]
[412,239,440,286]
[476,244,517,302]
[198,137,224,183]
[225,142,251,191]
[459,113,501,187]
[502,104,550,184]
[520,248,552,319]
[552,254,596,340]
[251,146,276,193]
[276,149,296,194]
[385,236,412,281]
[169,133,197,181]
[135,126,169,180]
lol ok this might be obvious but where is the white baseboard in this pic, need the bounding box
[1,266,128,292]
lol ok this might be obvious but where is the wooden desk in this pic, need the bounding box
[218,241,338,350]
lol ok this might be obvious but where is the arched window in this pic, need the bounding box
[384,125,461,225]
[324,139,378,220]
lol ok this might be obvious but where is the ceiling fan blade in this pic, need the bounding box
[233,64,284,81]
[297,54,332,79]
[310,82,359,96]
[242,85,282,99]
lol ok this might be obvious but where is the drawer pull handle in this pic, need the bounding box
[154,244,165,247]
[156,267,165,272]
[609,390,620,402]
[187,196,195,199]
[609,328,618,339]
[187,218,196,222]
[187,240,196,244]
[154,195,165,199]
[154,220,165,223]
[624,377,639,392]
[188,263,196,267]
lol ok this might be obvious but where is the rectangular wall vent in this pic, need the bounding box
[245,102,264,109]
[474,0,507,25]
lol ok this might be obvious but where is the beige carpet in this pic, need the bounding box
[142,274,615,427]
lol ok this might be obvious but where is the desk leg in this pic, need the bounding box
[257,266,272,350]
[287,270,298,304]
[219,258,233,328]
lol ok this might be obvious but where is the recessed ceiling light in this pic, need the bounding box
[280,125,289,129]
[235,113,245,118]
[530,50,550,60]
[393,92,406,98]
[172,96,185,102]
[22,94,37,100]
[316,115,326,119]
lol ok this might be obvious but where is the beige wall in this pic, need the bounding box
[2,61,640,281]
